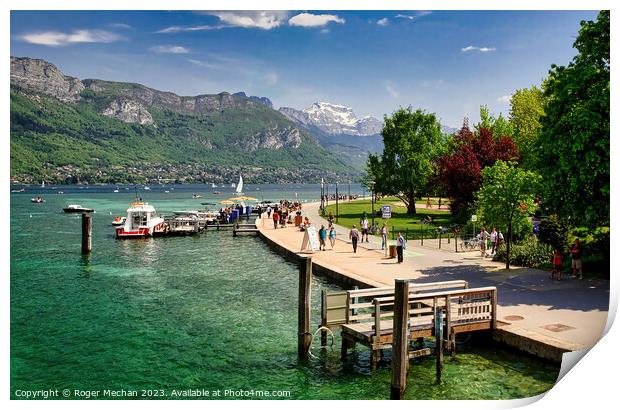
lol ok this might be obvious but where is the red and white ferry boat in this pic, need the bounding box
[115,202,165,238]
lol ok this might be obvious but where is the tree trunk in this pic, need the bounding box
[505,221,512,270]
[406,199,417,215]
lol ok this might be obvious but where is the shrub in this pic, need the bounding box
[493,237,553,268]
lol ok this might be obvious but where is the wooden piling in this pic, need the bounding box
[434,303,444,384]
[81,212,92,254]
[390,279,409,400]
[320,290,327,347]
[298,256,312,359]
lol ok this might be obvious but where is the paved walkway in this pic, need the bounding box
[257,202,609,351]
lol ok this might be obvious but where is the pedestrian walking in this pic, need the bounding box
[361,216,369,242]
[267,206,272,219]
[349,225,360,253]
[551,248,563,280]
[329,226,336,250]
[479,228,489,257]
[272,210,279,229]
[328,212,334,228]
[318,225,327,251]
[490,227,498,255]
[570,239,583,280]
[381,223,387,250]
[396,232,406,263]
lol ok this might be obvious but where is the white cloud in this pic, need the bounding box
[385,82,400,98]
[461,45,496,53]
[289,13,345,27]
[109,23,131,29]
[188,59,220,69]
[157,25,222,33]
[210,11,289,30]
[377,18,389,26]
[19,29,121,47]
[497,95,512,104]
[152,45,190,54]
[395,14,415,20]
[395,11,432,21]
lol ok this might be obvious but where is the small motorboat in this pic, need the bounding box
[213,191,221,195]
[58,191,64,194]
[11,188,25,193]
[113,188,120,193]
[115,202,165,238]
[192,194,202,199]
[31,197,45,203]
[164,190,170,193]
[112,216,126,226]
[144,186,151,191]
[63,204,92,213]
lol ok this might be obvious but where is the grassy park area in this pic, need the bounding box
[323,197,456,240]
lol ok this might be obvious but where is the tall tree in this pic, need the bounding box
[509,86,545,168]
[439,119,519,217]
[367,107,443,214]
[475,105,514,138]
[477,160,541,269]
[537,10,610,227]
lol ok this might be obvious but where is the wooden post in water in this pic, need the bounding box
[298,256,313,359]
[320,290,327,347]
[81,212,93,254]
[434,303,444,384]
[390,279,410,400]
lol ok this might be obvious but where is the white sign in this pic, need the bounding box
[471,214,478,222]
[382,205,392,219]
[301,226,320,252]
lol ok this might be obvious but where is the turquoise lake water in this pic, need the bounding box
[10,184,559,399]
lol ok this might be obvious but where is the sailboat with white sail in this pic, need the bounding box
[236,175,243,195]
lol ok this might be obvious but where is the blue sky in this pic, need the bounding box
[10,10,599,128]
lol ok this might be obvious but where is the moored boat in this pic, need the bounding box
[63,204,92,213]
[115,202,165,238]
[31,196,45,203]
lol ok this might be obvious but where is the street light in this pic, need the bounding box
[368,180,376,231]
[336,181,339,223]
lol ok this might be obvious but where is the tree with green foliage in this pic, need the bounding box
[367,107,443,214]
[509,86,544,168]
[475,105,514,138]
[537,10,609,227]
[538,214,570,251]
[477,160,541,269]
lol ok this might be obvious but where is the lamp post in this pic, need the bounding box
[336,181,339,223]
[368,181,376,231]
[320,178,325,215]
[348,179,351,202]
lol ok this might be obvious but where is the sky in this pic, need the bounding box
[10,10,599,128]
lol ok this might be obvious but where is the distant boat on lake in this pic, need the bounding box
[31,196,44,203]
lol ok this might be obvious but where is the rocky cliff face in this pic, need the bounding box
[10,56,84,102]
[233,91,273,108]
[101,98,154,125]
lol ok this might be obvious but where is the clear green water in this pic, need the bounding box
[10,184,559,399]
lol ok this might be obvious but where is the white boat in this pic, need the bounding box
[231,183,236,188]
[41,181,45,188]
[31,196,45,203]
[113,188,119,193]
[115,202,165,238]
[143,186,151,191]
[192,194,202,199]
[236,175,243,194]
[63,204,91,213]
[11,188,25,193]
[111,216,126,226]
[211,183,217,188]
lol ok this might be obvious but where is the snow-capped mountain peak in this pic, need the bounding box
[279,102,383,136]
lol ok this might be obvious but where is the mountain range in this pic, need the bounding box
[10,56,355,184]
[10,56,459,184]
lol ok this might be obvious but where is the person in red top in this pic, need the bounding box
[551,249,563,281]
[272,210,279,229]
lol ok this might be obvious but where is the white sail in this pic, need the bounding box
[236,175,243,194]
[41,180,45,188]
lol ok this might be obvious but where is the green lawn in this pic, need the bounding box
[322,197,455,240]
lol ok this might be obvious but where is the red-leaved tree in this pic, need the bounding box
[439,119,520,217]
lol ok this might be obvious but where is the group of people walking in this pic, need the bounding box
[477,227,503,257]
